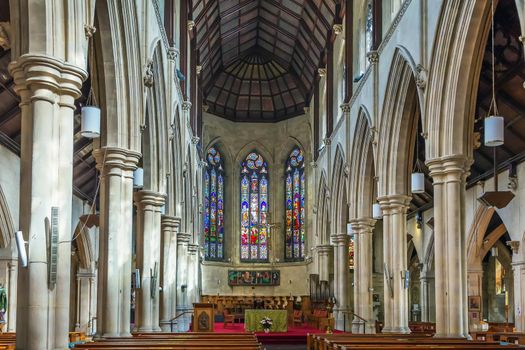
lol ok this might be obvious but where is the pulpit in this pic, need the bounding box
[193,303,216,332]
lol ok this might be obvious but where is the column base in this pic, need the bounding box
[433,333,469,339]
[119,332,132,337]
[160,320,174,332]
[381,326,411,334]
[352,319,364,333]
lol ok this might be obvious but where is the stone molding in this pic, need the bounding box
[177,232,191,243]
[377,194,411,214]
[133,190,166,208]
[349,218,376,233]
[426,155,470,183]
[187,243,199,254]
[161,215,181,229]
[93,147,141,173]
[316,244,334,254]
[507,240,520,255]
[9,54,87,105]
[331,234,348,244]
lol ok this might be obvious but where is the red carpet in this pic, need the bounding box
[212,322,336,345]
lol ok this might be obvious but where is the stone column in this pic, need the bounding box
[94,147,140,337]
[332,234,349,331]
[427,156,469,338]
[317,245,333,283]
[187,244,200,306]
[6,261,16,332]
[176,232,191,328]
[508,241,524,331]
[10,55,85,349]
[351,218,376,334]
[160,215,180,331]
[134,190,166,332]
[419,267,433,323]
[77,269,96,333]
[378,195,411,334]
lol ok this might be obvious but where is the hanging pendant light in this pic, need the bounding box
[133,167,144,189]
[81,106,101,138]
[411,171,425,194]
[372,202,382,219]
[484,115,504,146]
[484,0,504,148]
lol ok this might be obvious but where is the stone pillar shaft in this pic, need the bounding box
[160,216,180,331]
[10,55,85,350]
[176,233,191,312]
[351,218,376,334]
[7,261,16,333]
[379,195,411,334]
[94,147,140,337]
[317,245,333,283]
[134,191,166,332]
[419,272,430,323]
[427,156,469,338]
[332,234,349,331]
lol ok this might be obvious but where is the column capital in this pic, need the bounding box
[177,232,191,243]
[331,234,349,244]
[182,101,192,111]
[133,190,166,208]
[9,53,87,104]
[507,240,520,255]
[187,243,200,254]
[93,147,141,172]
[316,244,333,254]
[377,194,411,214]
[340,103,351,114]
[349,218,376,232]
[426,155,471,181]
[161,215,181,229]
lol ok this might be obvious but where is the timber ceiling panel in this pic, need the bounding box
[192,0,338,121]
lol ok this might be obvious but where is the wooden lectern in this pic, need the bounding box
[193,303,216,332]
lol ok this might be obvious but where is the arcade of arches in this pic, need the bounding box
[0,0,525,349]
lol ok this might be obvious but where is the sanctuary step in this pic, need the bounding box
[73,332,262,350]
[307,333,523,350]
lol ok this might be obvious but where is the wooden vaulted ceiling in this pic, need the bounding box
[193,0,339,122]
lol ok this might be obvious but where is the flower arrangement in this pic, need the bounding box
[260,317,273,332]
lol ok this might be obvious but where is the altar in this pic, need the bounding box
[244,309,288,332]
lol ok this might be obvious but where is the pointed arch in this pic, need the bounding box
[0,186,14,249]
[72,221,95,270]
[377,47,421,197]
[331,144,348,235]
[316,171,330,245]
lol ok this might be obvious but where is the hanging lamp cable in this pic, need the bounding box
[490,0,499,116]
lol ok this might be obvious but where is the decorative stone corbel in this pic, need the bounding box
[84,24,96,39]
[187,20,196,32]
[191,136,200,145]
[202,104,209,112]
[333,24,343,35]
[196,65,202,76]
[303,106,310,115]
[310,161,317,169]
[508,174,518,191]
[415,64,427,90]
[323,137,331,146]
[473,131,481,149]
[318,68,327,77]
[0,22,11,49]
[144,60,154,87]
[182,101,192,111]
[340,103,351,114]
[366,51,379,64]
[506,240,520,255]
[369,126,378,145]
[343,163,350,177]
[167,47,179,61]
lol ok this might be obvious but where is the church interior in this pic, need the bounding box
[1,0,525,349]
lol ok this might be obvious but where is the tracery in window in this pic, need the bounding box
[204,146,225,260]
[285,148,306,260]
[240,152,269,261]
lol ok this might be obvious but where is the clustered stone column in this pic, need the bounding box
[134,191,166,332]
[76,269,96,333]
[94,147,141,337]
[10,55,85,349]
[508,241,524,331]
[6,261,16,333]
[332,234,350,331]
[160,216,181,331]
[427,156,470,338]
[419,264,434,323]
[187,243,201,306]
[378,195,411,334]
[317,244,333,284]
[351,218,376,334]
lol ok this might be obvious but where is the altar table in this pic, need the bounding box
[244,309,288,332]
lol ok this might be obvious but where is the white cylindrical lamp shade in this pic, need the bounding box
[133,167,144,189]
[484,115,504,147]
[411,172,425,194]
[372,203,382,219]
[80,106,101,138]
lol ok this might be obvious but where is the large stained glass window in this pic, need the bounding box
[285,148,306,260]
[240,152,269,261]
[204,146,225,260]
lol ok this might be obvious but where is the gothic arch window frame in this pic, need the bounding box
[204,145,225,260]
[240,151,269,262]
[284,147,306,261]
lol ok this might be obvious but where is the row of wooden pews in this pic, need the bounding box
[307,333,524,350]
[74,332,262,349]
[0,332,15,350]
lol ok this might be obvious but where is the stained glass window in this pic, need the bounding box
[349,236,355,269]
[204,146,225,260]
[365,1,374,53]
[285,147,306,260]
[240,151,269,261]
